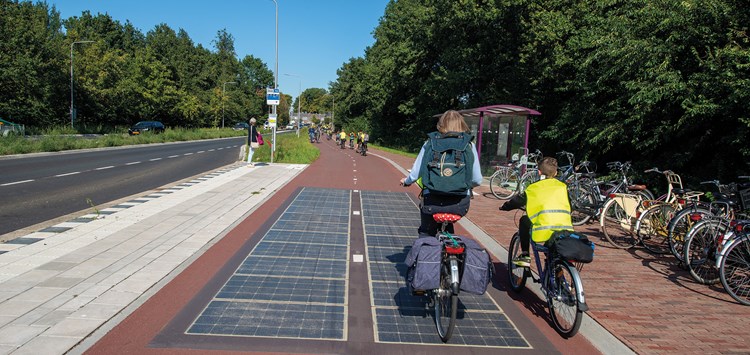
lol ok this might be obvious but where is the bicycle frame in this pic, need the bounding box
[530,242,587,310]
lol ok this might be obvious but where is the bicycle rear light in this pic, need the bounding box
[690,213,702,222]
[445,245,465,255]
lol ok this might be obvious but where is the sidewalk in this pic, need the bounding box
[0,163,306,354]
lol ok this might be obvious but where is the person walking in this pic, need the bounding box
[246,118,259,166]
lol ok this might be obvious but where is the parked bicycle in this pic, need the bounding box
[718,220,750,305]
[489,149,541,199]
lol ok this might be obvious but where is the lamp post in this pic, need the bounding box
[284,73,301,137]
[270,0,278,163]
[222,81,237,128]
[70,40,94,128]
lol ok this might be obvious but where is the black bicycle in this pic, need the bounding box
[360,141,367,156]
[428,212,465,342]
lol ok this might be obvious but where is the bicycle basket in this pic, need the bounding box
[740,187,750,211]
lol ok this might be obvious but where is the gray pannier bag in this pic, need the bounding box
[405,237,442,293]
[459,238,493,295]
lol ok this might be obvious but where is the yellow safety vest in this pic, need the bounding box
[525,178,574,243]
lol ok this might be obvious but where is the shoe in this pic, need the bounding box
[513,254,531,268]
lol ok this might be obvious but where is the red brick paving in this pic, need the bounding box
[374,147,750,354]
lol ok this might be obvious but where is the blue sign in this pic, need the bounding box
[266,88,280,105]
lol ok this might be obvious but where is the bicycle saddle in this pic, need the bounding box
[433,213,462,223]
[627,184,647,191]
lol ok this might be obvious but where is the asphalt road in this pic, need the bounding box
[0,137,246,237]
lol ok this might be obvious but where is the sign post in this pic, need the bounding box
[266,88,280,162]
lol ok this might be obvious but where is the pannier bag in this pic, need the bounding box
[546,231,595,263]
[459,238,493,295]
[405,237,442,292]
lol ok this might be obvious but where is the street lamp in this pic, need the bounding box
[271,0,278,163]
[70,40,94,128]
[284,73,301,137]
[222,81,237,128]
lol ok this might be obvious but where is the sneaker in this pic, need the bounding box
[513,254,531,268]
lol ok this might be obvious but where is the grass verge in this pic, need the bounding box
[248,131,320,164]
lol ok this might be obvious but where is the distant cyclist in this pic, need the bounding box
[348,131,355,149]
[339,131,347,149]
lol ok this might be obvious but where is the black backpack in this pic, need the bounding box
[418,131,474,196]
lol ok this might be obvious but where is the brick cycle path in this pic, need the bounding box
[373,148,750,354]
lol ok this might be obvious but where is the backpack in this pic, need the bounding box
[419,131,475,196]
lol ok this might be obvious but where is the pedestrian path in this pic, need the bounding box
[0,163,305,354]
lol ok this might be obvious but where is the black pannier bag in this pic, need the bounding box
[405,237,441,292]
[459,238,493,295]
[545,231,595,263]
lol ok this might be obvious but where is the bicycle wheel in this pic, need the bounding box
[600,199,637,248]
[683,219,724,284]
[720,237,750,306]
[490,168,519,199]
[519,169,540,193]
[434,261,458,342]
[568,184,594,226]
[668,206,711,262]
[549,259,583,337]
[507,233,528,292]
[637,203,675,254]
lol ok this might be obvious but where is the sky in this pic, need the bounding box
[49,0,391,95]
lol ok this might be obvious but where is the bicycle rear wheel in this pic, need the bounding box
[600,199,637,249]
[637,203,675,254]
[668,207,710,262]
[569,184,594,226]
[434,261,458,342]
[507,233,528,292]
[490,168,519,199]
[683,219,724,284]
[720,237,750,306]
[549,259,583,337]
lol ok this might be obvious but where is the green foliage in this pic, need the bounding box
[250,132,320,164]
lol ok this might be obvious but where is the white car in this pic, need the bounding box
[285,124,295,130]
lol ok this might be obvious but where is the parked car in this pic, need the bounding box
[128,121,165,135]
[285,124,295,130]
[233,122,249,130]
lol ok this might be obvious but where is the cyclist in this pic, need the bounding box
[500,157,574,267]
[360,132,369,153]
[400,110,482,237]
[348,131,356,149]
[339,130,347,149]
[308,125,316,143]
[355,131,363,152]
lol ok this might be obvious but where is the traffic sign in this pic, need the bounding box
[268,113,277,128]
[266,88,280,105]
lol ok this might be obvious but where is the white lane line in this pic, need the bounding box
[183,153,193,156]
[208,149,216,152]
[126,161,141,165]
[168,155,179,159]
[150,158,162,161]
[55,172,80,177]
[95,166,115,170]
[1,179,34,187]
[197,151,205,154]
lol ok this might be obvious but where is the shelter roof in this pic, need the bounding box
[433,104,541,117]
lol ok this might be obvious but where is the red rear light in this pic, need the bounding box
[608,193,617,199]
[445,245,465,255]
[678,199,686,205]
[690,214,702,222]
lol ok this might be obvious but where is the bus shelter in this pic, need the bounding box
[435,105,541,175]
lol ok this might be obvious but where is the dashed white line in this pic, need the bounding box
[197,151,205,154]
[168,155,179,158]
[95,166,115,170]
[183,153,193,156]
[55,172,80,177]
[1,179,34,187]
[126,161,141,165]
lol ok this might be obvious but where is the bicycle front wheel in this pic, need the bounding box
[637,203,675,254]
[720,237,750,306]
[490,168,518,199]
[434,262,458,342]
[569,184,594,226]
[549,260,583,337]
[600,199,637,249]
[507,233,528,292]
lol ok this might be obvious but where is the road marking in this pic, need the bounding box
[1,179,34,186]
[126,161,141,165]
[95,166,114,170]
[197,151,205,154]
[55,172,80,177]
[208,149,216,152]
[183,153,193,156]
[150,158,162,161]
[168,155,179,158]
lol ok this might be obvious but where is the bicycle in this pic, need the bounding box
[507,231,587,337]
[489,149,541,199]
[425,213,466,342]
[718,220,750,305]
[359,141,367,156]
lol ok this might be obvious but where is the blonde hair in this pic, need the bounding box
[436,110,469,134]
[539,157,558,177]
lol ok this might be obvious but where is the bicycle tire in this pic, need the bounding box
[719,237,750,306]
[434,262,458,342]
[490,168,518,199]
[667,206,711,262]
[683,219,724,284]
[549,259,583,337]
[600,198,637,249]
[519,169,540,194]
[636,203,675,254]
[507,233,528,292]
[569,184,594,226]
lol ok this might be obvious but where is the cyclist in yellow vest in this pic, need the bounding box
[500,157,574,267]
